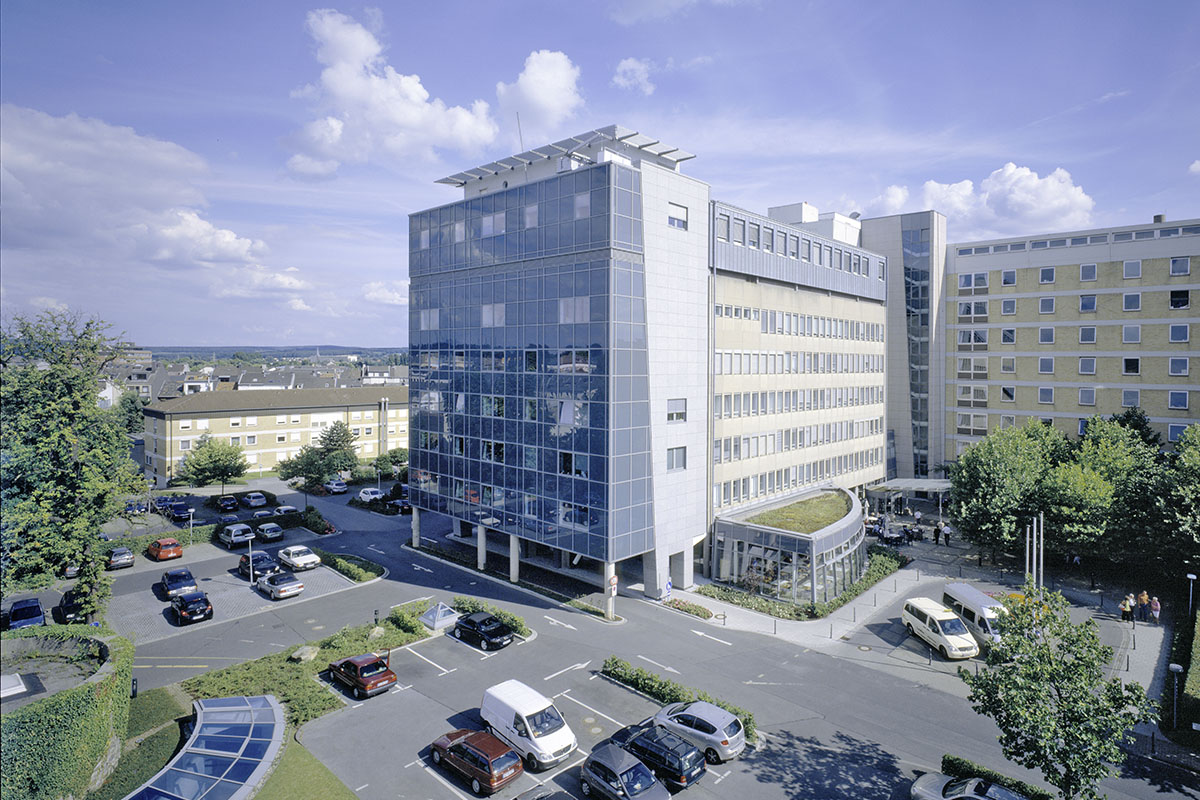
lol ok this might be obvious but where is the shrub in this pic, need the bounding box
[388,599,431,636]
[309,548,384,582]
[452,596,531,637]
[347,497,400,515]
[347,466,376,485]
[601,656,756,743]
[664,599,714,619]
[941,754,1054,800]
[102,524,219,560]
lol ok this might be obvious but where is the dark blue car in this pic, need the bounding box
[8,598,47,629]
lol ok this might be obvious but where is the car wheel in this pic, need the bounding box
[580,779,592,796]
[454,628,462,639]
[471,778,482,795]
[705,748,721,764]
[355,687,366,700]
[906,623,914,636]
[431,749,441,765]
[479,639,488,651]
[484,723,494,736]
[525,752,538,771]
[939,646,948,660]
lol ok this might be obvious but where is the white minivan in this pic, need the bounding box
[479,679,577,771]
[901,597,979,660]
[941,582,1008,648]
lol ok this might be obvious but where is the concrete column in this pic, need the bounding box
[701,534,711,578]
[411,508,421,548]
[476,524,487,571]
[509,535,520,583]
[670,550,693,590]
[604,561,617,620]
[642,550,667,599]
[560,549,571,569]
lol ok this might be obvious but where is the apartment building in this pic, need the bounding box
[143,387,408,487]
[408,125,887,606]
[943,217,1200,458]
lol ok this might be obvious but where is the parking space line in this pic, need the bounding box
[405,646,455,675]
[421,760,472,800]
[540,754,587,786]
[553,690,622,726]
[391,595,433,608]
[352,703,364,709]
[711,768,731,784]
[354,783,368,791]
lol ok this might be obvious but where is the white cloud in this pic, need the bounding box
[286,154,339,180]
[212,265,310,298]
[29,296,68,312]
[363,281,408,306]
[287,297,313,311]
[1190,159,1200,175]
[870,185,909,216]
[148,210,266,264]
[612,58,655,96]
[496,50,583,146]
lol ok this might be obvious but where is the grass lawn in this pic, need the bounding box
[747,491,850,534]
[87,724,184,800]
[254,740,357,800]
[126,687,188,738]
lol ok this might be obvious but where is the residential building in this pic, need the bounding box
[143,387,408,487]
[407,126,887,608]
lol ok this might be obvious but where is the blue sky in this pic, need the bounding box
[2,1,1197,347]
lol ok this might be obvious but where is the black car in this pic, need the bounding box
[167,501,191,521]
[610,722,706,790]
[57,590,86,624]
[216,495,239,512]
[452,611,514,651]
[171,591,212,625]
[238,552,282,579]
[160,568,198,598]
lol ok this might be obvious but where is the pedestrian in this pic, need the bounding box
[1137,590,1150,622]
[943,529,951,547]
[914,509,922,525]
[1119,596,1131,622]
[933,525,941,545]
[1150,597,1161,624]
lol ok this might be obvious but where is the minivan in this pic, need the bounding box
[479,679,577,771]
[941,582,1008,648]
[901,597,979,660]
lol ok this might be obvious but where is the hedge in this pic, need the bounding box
[347,496,402,515]
[941,754,1054,800]
[1182,609,1200,736]
[693,544,910,620]
[664,598,714,619]
[452,596,532,637]
[309,548,385,582]
[601,655,757,744]
[0,629,134,800]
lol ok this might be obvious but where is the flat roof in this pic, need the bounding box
[145,386,407,417]
[868,478,951,493]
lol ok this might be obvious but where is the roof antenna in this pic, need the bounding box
[516,113,529,184]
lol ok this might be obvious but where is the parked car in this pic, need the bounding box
[327,653,397,699]
[63,563,80,579]
[167,501,192,522]
[389,499,413,514]
[514,789,573,800]
[106,547,135,570]
[453,612,514,651]
[171,591,212,625]
[251,509,274,520]
[479,680,576,771]
[216,495,239,512]
[273,505,299,516]
[652,701,746,764]
[278,545,321,571]
[238,552,282,579]
[57,590,86,624]
[580,742,670,800]
[219,524,255,549]
[909,774,1030,800]
[160,568,198,598]
[901,597,980,660]
[257,571,304,600]
[218,513,239,524]
[431,729,524,795]
[610,722,706,790]
[8,598,47,629]
[255,522,284,543]
[148,538,183,561]
[323,479,347,494]
[358,487,384,502]
[242,492,268,508]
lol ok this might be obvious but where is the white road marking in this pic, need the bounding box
[407,647,453,675]
[239,639,254,643]
[692,629,732,646]
[743,679,805,686]
[421,761,472,800]
[553,690,622,726]
[711,768,732,784]
[543,660,590,681]
[403,759,422,768]
[413,564,433,573]
[368,545,386,554]
[392,596,433,608]
[355,783,369,791]
[540,754,587,785]
[352,703,364,709]
[637,655,679,674]
[543,615,577,631]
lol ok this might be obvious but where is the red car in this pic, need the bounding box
[148,538,183,561]
[431,729,524,795]
[327,653,397,699]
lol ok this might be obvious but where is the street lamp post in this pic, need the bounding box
[248,536,256,591]
[1169,663,1184,730]
[188,509,194,546]
[1188,573,1197,617]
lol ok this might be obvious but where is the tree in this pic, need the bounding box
[1,311,144,588]
[372,451,393,476]
[318,421,358,472]
[1165,424,1200,563]
[961,579,1156,800]
[1041,462,1113,558]
[277,444,331,488]
[175,434,248,494]
[387,446,408,465]
[1076,418,1167,561]
[1108,406,1162,450]
[71,554,112,622]
[116,391,149,435]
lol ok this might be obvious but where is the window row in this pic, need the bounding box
[712,447,883,509]
[986,417,1193,444]
[713,386,884,419]
[715,305,885,342]
[712,417,883,464]
[713,350,884,376]
[715,213,880,279]
[415,393,590,427]
[1019,387,1192,409]
[955,226,1200,256]
[992,322,1191,345]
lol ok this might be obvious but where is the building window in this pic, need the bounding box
[1039,298,1055,314]
[1078,419,1089,436]
[762,227,774,252]
[179,420,192,431]
[1169,357,1189,376]
[1169,424,1187,443]
[1039,327,1055,344]
[1123,324,1141,343]
[276,434,286,443]
[291,415,301,424]
[716,215,729,240]
[1079,357,1096,375]
[1169,391,1190,410]
[245,416,257,426]
[667,398,687,422]
[1001,328,1015,344]
[1080,295,1097,313]
[524,204,538,229]
[1039,357,1054,373]
[748,223,760,248]
[1123,293,1141,311]
[1001,386,1016,401]
[1171,256,1191,276]
[732,218,745,244]
[1079,387,1096,405]
[668,203,688,230]
[1001,269,1016,286]
[1040,267,1055,284]
[1001,415,1016,429]
[1123,357,1140,375]
[482,396,505,417]
[1123,389,1140,407]
[246,435,256,445]
[1169,324,1190,343]
[1123,260,1142,279]
[179,440,191,451]
[574,192,591,219]
[230,436,241,446]
[1001,299,1016,315]
[1080,263,1097,281]
[482,441,505,464]
[1079,326,1097,344]
[1038,387,1054,404]
[230,418,241,428]
[1000,357,1016,373]
[667,447,687,471]
[1170,290,1190,309]
[482,302,506,327]
[789,235,799,258]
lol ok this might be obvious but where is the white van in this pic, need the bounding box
[901,597,979,660]
[479,679,577,771]
[942,582,1008,648]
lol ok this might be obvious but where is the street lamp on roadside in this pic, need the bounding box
[188,508,194,546]
[1188,573,1197,617]
[1169,663,1184,730]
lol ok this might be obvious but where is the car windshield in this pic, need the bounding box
[491,750,520,774]
[939,617,969,636]
[724,717,742,737]
[11,604,41,621]
[619,762,657,795]
[291,548,312,558]
[186,599,208,610]
[479,619,506,634]
[359,662,388,678]
[526,705,565,737]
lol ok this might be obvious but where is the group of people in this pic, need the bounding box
[1119,591,1161,624]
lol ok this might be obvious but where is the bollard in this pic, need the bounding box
[958,566,962,578]
[873,593,877,607]
[894,579,897,592]
[374,609,380,625]
[928,645,932,666]
[1132,633,1136,651]
[1151,732,1156,755]
[853,607,857,623]
[131,677,138,699]
[917,568,920,581]
[1127,654,1131,672]
[830,623,834,639]
[773,618,777,636]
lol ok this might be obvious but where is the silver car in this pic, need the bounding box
[910,773,1030,800]
[652,701,745,764]
[580,743,669,800]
